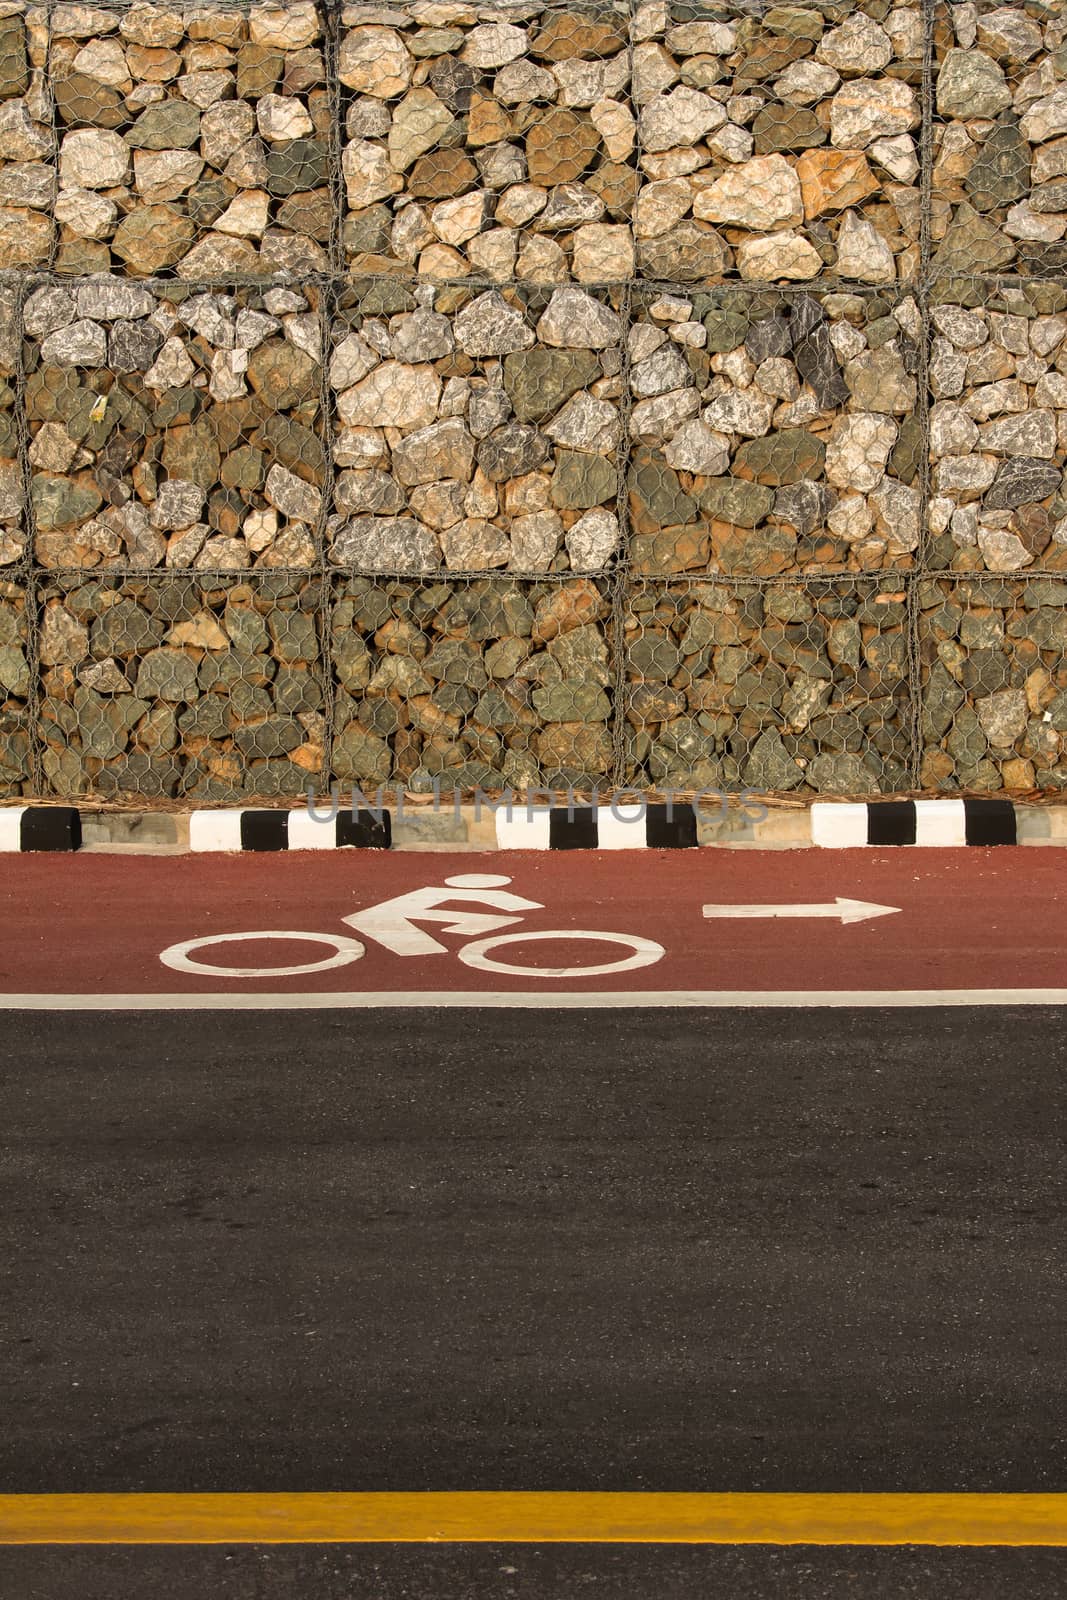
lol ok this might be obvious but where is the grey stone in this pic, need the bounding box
[477,425,550,482]
[984,458,1063,511]
[743,728,804,791]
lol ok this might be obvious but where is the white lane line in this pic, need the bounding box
[0,990,1065,1009]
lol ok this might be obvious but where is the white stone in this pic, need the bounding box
[817,15,892,73]
[662,419,730,475]
[565,508,619,569]
[461,23,528,69]
[265,463,322,523]
[150,478,206,532]
[825,413,898,491]
[630,388,701,442]
[979,410,1057,458]
[978,530,1033,573]
[775,60,840,105]
[830,80,918,148]
[134,149,203,203]
[552,57,629,110]
[930,401,979,457]
[494,59,555,104]
[835,210,895,283]
[634,177,692,239]
[590,98,635,162]
[59,128,128,190]
[693,154,802,230]
[454,291,534,358]
[736,233,823,282]
[572,223,633,282]
[338,27,413,98]
[208,348,247,402]
[342,141,402,210]
[40,319,107,367]
[431,190,487,247]
[337,363,442,432]
[496,184,547,228]
[329,333,379,391]
[213,190,269,238]
[870,135,919,183]
[537,287,623,350]
[630,342,693,398]
[703,389,775,438]
[144,336,194,389]
[468,229,517,281]
[54,187,116,239]
[71,37,132,89]
[248,2,318,49]
[546,393,620,454]
[510,510,562,572]
[256,95,313,143]
[705,124,754,164]
[639,86,726,153]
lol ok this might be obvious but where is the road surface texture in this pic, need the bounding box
[0,850,1064,1596]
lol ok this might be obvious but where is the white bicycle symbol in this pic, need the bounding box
[159,873,666,981]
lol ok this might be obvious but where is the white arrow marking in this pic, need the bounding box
[702,897,900,926]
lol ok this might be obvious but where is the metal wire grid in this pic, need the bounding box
[0,0,1063,796]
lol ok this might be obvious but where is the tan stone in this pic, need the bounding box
[526,108,599,185]
[796,149,880,219]
[467,93,512,148]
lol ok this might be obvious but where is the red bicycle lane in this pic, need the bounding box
[1,848,1065,997]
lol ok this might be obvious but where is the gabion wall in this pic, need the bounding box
[0,0,1066,800]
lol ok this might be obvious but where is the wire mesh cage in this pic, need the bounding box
[622,575,914,795]
[330,572,617,792]
[338,1,633,283]
[327,276,627,573]
[48,0,332,281]
[24,275,327,571]
[0,3,52,272]
[0,578,31,795]
[632,0,923,288]
[37,570,326,797]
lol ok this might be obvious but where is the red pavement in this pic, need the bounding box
[0,849,1064,995]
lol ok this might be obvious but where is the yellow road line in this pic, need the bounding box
[0,1494,1065,1546]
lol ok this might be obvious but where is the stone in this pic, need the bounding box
[695,154,803,231]
[640,86,726,153]
[733,430,825,486]
[743,728,803,791]
[537,288,623,349]
[933,202,1016,274]
[462,22,528,69]
[330,516,437,572]
[694,478,775,526]
[388,88,453,173]
[339,27,412,98]
[637,223,730,283]
[807,752,879,794]
[825,414,898,492]
[662,420,730,477]
[830,80,918,148]
[978,529,1031,571]
[546,393,620,455]
[526,108,599,185]
[392,420,475,488]
[59,129,128,190]
[112,206,195,273]
[127,100,201,150]
[477,426,550,482]
[835,211,895,284]
[503,348,600,423]
[965,123,1030,214]
[550,451,616,508]
[40,320,107,367]
[454,292,534,358]
[264,463,321,523]
[337,363,441,433]
[976,688,1027,747]
[40,602,89,667]
[737,234,823,281]
[342,140,402,210]
[565,508,619,569]
[572,224,633,282]
[984,459,1063,511]
[797,150,879,218]
[936,49,1012,120]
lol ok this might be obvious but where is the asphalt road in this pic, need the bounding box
[2,1000,1065,1598]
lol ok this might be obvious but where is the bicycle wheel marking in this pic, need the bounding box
[456,930,665,979]
[159,931,366,979]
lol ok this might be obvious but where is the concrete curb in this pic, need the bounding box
[2,800,1067,852]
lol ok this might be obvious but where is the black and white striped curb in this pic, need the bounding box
[188,809,391,852]
[495,804,698,850]
[0,807,82,852]
[811,799,1017,847]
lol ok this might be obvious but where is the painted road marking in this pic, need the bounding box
[0,1493,1064,1546]
[1,990,1067,1010]
[703,897,900,925]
